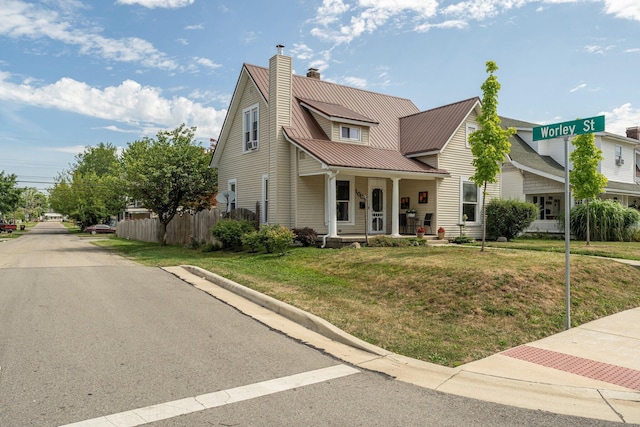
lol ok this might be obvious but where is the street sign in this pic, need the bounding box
[532,115,605,141]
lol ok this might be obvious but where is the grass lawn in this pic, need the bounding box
[94,238,640,367]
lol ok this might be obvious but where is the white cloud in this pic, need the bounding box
[601,103,640,135]
[602,0,640,21]
[625,48,640,53]
[193,57,222,70]
[0,0,179,70]
[184,24,204,30]
[583,44,615,54]
[570,83,587,92]
[342,76,368,88]
[116,0,194,8]
[0,70,226,140]
[43,145,86,154]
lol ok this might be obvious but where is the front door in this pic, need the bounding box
[369,179,386,234]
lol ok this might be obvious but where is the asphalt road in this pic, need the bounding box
[0,223,622,426]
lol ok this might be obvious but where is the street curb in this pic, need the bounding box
[176,265,392,357]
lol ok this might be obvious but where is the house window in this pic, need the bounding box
[461,179,479,222]
[466,123,478,148]
[336,180,351,221]
[262,174,268,224]
[615,145,624,165]
[243,104,259,152]
[340,125,361,142]
[228,179,237,211]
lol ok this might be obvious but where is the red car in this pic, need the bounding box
[85,224,116,235]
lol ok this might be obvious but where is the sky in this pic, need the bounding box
[1,0,640,192]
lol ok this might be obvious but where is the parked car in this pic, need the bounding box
[0,222,17,233]
[85,224,116,235]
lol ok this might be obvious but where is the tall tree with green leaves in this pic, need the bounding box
[49,143,126,228]
[19,187,48,221]
[569,132,607,245]
[0,171,21,221]
[123,124,217,245]
[468,61,515,251]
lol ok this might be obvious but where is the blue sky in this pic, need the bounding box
[1,0,639,192]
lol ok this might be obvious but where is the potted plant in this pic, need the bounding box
[437,226,446,239]
[416,226,425,238]
[406,209,416,218]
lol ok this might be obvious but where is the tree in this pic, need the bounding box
[0,171,21,221]
[19,187,48,221]
[123,124,218,245]
[569,132,607,245]
[49,143,127,228]
[468,61,516,251]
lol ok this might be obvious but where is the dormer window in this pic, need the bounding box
[243,104,259,152]
[340,125,361,142]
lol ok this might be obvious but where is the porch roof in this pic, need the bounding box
[284,127,448,175]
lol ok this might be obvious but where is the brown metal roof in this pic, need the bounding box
[297,97,378,125]
[244,63,419,151]
[284,127,447,175]
[399,97,480,155]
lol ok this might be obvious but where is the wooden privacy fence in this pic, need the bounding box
[116,208,222,245]
[116,207,258,245]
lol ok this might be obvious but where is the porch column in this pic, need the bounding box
[327,172,338,237]
[391,177,400,237]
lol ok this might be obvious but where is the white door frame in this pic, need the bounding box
[368,178,386,234]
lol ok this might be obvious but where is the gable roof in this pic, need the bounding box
[399,97,480,156]
[508,134,564,181]
[243,63,417,151]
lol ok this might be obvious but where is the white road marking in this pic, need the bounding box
[60,364,360,427]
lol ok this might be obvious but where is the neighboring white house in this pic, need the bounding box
[501,117,640,233]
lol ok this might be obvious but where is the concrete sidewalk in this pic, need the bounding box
[164,265,640,424]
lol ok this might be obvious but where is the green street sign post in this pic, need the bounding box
[532,115,605,330]
[532,115,605,141]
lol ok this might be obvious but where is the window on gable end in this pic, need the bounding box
[466,123,478,148]
[340,125,361,142]
[243,104,259,152]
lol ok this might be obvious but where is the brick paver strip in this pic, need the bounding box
[502,345,640,391]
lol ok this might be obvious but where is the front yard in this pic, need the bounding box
[94,238,640,367]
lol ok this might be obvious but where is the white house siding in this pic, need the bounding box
[217,78,270,215]
[297,149,324,176]
[398,179,437,233]
[599,136,635,184]
[433,117,500,239]
[310,111,332,139]
[297,175,327,233]
[538,138,566,166]
[501,163,524,201]
[523,173,564,194]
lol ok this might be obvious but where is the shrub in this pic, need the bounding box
[565,199,640,241]
[241,231,263,253]
[486,199,537,240]
[210,219,255,250]
[367,236,413,247]
[292,227,318,247]
[259,224,295,255]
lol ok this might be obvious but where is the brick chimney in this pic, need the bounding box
[626,126,640,140]
[306,68,320,80]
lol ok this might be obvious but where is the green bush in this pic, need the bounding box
[210,219,255,250]
[566,199,640,241]
[486,199,537,241]
[239,224,295,255]
[292,227,318,247]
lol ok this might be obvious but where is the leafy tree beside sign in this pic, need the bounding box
[468,61,515,251]
[569,132,607,245]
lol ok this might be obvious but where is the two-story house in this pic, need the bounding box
[501,118,640,233]
[211,45,498,246]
